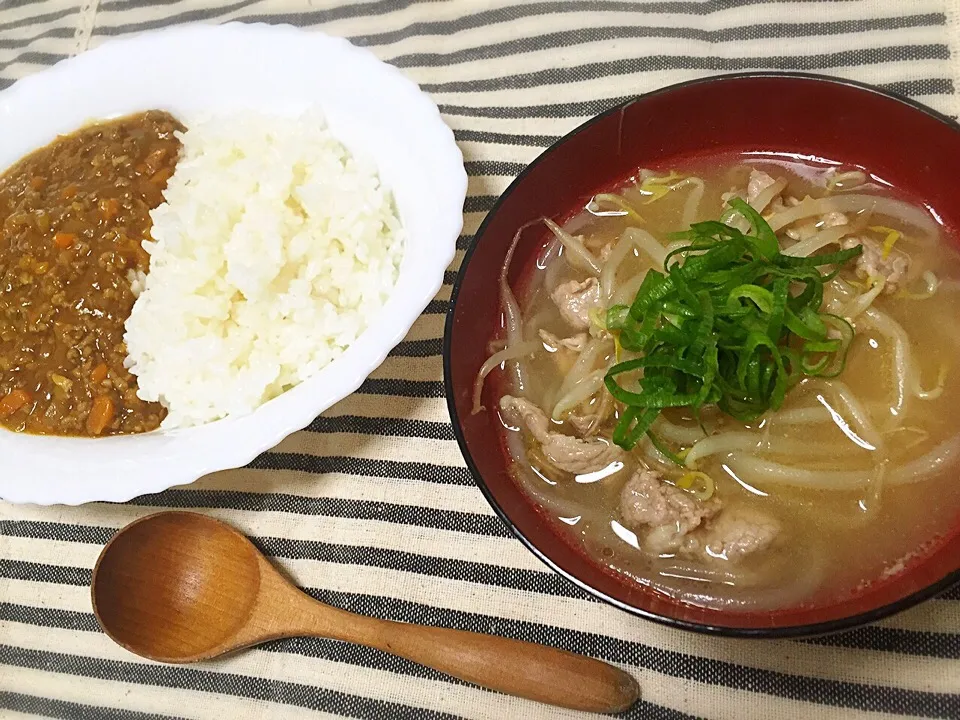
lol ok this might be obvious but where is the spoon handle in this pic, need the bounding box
[339,614,639,713]
[255,545,638,712]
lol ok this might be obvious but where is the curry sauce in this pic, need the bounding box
[0,111,182,436]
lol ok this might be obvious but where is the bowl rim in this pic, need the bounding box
[443,70,960,638]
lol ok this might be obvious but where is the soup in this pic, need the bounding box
[480,155,960,610]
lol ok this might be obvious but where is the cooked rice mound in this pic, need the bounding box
[124,110,404,429]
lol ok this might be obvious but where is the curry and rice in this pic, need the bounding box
[0,110,404,437]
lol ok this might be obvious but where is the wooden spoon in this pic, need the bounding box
[91,511,639,713]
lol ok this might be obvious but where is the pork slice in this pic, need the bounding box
[550,277,601,331]
[500,395,623,475]
[701,507,780,562]
[840,234,910,293]
[619,470,721,555]
[619,470,779,562]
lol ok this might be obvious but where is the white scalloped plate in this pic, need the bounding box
[0,23,466,505]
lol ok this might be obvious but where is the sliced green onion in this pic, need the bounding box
[603,200,862,449]
[646,431,686,466]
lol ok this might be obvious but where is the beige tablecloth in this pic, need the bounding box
[2,1,960,718]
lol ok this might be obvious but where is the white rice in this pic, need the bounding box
[124,110,404,429]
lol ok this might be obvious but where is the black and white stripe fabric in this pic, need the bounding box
[1,1,959,718]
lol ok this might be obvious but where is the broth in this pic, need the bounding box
[490,154,960,610]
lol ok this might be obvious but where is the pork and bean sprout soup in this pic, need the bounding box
[479,156,960,610]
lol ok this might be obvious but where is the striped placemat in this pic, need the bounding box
[2,1,959,718]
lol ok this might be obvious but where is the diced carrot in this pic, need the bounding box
[61,184,77,200]
[53,232,77,249]
[143,147,168,175]
[86,395,115,436]
[90,363,108,384]
[0,389,31,419]
[149,168,173,187]
[29,176,45,191]
[99,197,120,222]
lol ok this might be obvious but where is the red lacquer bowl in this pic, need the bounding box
[443,73,960,636]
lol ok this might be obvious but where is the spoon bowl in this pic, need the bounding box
[93,512,262,661]
[92,511,640,713]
